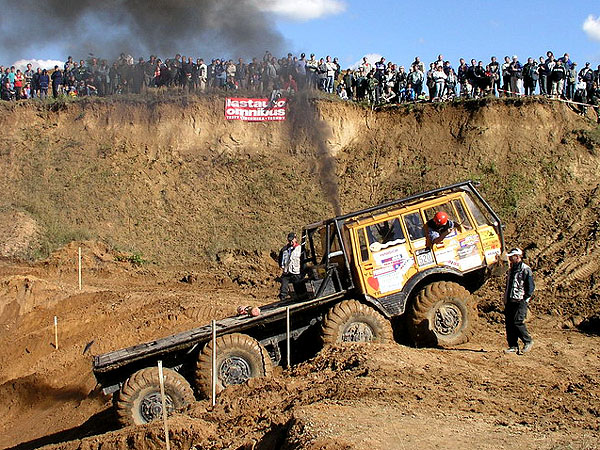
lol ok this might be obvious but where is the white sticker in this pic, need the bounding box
[372,245,410,268]
[435,245,457,263]
[374,258,414,293]
[459,254,483,271]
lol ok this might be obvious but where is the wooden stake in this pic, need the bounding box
[157,361,171,450]
[78,247,82,291]
[54,316,58,350]
[211,319,216,407]
[286,306,291,368]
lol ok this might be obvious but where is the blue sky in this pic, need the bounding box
[5,0,600,70]
[276,0,600,69]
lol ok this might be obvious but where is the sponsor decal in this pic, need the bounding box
[225,97,287,121]
[484,248,502,264]
[458,244,478,259]
[485,248,501,258]
[480,229,500,250]
[459,254,482,271]
[373,259,413,294]
[434,245,457,263]
[372,245,409,268]
[368,245,414,294]
[459,234,480,247]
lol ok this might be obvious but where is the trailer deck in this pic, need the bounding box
[93,290,346,373]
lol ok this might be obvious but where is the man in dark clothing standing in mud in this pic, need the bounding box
[504,248,534,354]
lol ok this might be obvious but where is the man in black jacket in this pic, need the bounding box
[522,58,538,96]
[1,80,14,101]
[51,66,63,98]
[504,248,534,354]
[579,62,595,99]
[489,56,500,96]
[550,59,566,98]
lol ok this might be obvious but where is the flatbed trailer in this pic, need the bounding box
[93,290,346,395]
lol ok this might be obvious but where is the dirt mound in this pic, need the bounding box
[0,207,40,259]
[0,274,72,329]
[0,96,593,266]
[36,330,600,450]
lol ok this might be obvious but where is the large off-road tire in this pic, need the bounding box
[408,281,476,347]
[196,333,273,398]
[321,300,393,346]
[115,367,195,427]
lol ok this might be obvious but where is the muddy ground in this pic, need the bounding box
[0,248,598,450]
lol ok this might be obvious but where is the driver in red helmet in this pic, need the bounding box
[426,211,458,245]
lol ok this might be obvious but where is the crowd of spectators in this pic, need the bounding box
[2,50,600,113]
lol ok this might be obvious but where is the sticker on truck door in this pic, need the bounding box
[371,249,413,294]
[362,218,414,295]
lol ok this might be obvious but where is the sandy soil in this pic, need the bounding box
[0,251,597,450]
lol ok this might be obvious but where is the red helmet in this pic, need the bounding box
[433,211,449,226]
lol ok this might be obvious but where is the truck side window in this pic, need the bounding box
[358,229,369,262]
[367,218,405,250]
[452,199,473,230]
[464,194,490,226]
[424,202,458,223]
[404,212,425,240]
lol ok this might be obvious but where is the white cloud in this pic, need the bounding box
[583,15,600,41]
[256,0,346,21]
[12,59,64,71]
[349,53,383,70]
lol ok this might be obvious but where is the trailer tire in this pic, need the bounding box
[322,300,393,346]
[408,281,475,347]
[115,367,195,427]
[196,333,272,398]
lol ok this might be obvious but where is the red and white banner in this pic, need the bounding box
[225,97,287,121]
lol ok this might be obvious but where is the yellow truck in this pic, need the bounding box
[93,180,504,426]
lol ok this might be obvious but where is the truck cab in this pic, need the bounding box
[298,181,504,343]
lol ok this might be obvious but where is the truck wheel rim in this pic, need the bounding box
[434,304,461,336]
[220,356,251,385]
[140,392,174,423]
[342,322,374,342]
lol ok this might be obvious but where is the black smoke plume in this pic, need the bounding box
[0,0,284,62]
[290,92,342,216]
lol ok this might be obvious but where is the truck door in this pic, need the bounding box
[354,217,416,298]
[423,200,484,272]
[403,211,435,270]
[462,193,503,265]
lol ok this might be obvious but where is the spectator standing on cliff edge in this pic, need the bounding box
[504,248,534,355]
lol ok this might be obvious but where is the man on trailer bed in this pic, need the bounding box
[278,232,302,300]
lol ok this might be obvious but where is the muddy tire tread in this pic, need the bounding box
[196,333,272,398]
[322,300,393,346]
[408,281,475,347]
[115,367,194,427]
